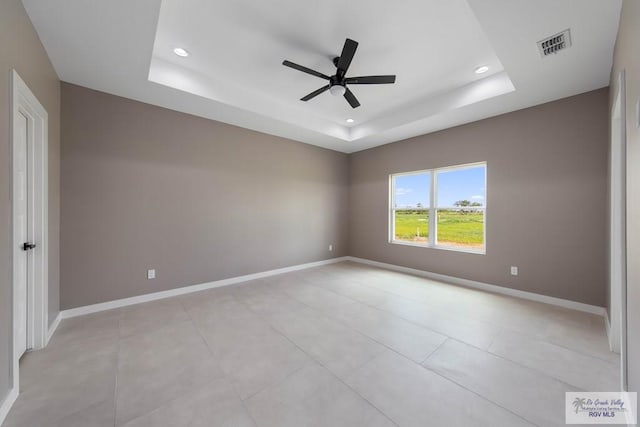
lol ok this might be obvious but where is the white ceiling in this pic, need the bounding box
[23,0,621,153]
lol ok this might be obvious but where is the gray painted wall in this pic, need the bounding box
[60,83,349,309]
[0,0,60,408]
[348,89,609,307]
[611,0,639,393]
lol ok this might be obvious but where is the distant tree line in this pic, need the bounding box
[394,199,483,214]
[453,199,483,214]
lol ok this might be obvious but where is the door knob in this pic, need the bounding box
[22,242,36,251]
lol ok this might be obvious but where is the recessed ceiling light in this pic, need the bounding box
[346,118,354,123]
[173,47,189,57]
[474,65,489,74]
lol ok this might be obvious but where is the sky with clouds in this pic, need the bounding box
[393,165,486,208]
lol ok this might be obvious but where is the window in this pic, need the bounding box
[391,171,430,244]
[390,162,486,253]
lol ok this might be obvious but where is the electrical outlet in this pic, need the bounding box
[510,266,518,276]
[329,244,333,252]
[147,269,156,279]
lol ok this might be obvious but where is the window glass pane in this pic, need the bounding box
[436,209,484,249]
[436,165,485,249]
[393,173,430,209]
[394,210,429,243]
[436,165,485,208]
[392,172,430,243]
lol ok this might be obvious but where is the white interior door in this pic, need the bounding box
[13,111,29,359]
[10,70,49,399]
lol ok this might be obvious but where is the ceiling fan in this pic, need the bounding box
[282,38,396,109]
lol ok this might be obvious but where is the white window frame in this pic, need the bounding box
[389,169,431,248]
[389,161,486,254]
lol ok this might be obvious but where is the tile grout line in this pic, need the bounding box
[229,291,376,421]
[519,335,621,365]
[301,266,617,365]
[257,277,429,364]
[480,343,591,392]
[238,397,261,427]
[272,273,496,355]
[178,297,229,380]
[275,273,537,425]
[345,258,606,317]
[345,264,617,362]
[228,291,341,401]
[112,314,120,427]
[442,335,592,392]
[179,298,258,426]
[176,297,264,426]
[419,337,450,365]
[485,325,503,352]
[486,330,619,386]
[181,292,313,410]
[112,348,119,427]
[165,280,600,397]
[296,273,495,345]
[258,269,541,424]
[14,389,116,427]
[338,358,402,427]
[317,270,605,393]
[419,359,542,427]
[18,311,124,427]
[113,308,128,427]
[230,289,400,427]
[269,269,552,426]
[335,262,604,326]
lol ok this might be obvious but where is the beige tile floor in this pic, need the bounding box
[4,261,620,427]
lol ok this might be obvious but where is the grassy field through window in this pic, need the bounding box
[394,210,429,242]
[394,210,484,249]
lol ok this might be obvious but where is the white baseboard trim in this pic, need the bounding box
[0,388,18,426]
[346,256,607,317]
[46,312,61,345]
[58,254,605,325]
[60,257,349,320]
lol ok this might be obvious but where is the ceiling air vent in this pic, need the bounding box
[537,29,572,57]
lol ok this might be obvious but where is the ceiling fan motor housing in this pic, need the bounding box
[329,75,345,96]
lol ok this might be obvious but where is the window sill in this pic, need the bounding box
[389,240,486,255]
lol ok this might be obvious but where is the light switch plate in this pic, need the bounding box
[147,269,156,279]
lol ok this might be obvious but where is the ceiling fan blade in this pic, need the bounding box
[336,38,358,77]
[345,75,396,85]
[301,85,331,101]
[343,87,360,108]
[282,60,330,80]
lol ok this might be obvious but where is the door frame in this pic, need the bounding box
[609,69,627,390]
[10,70,48,393]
